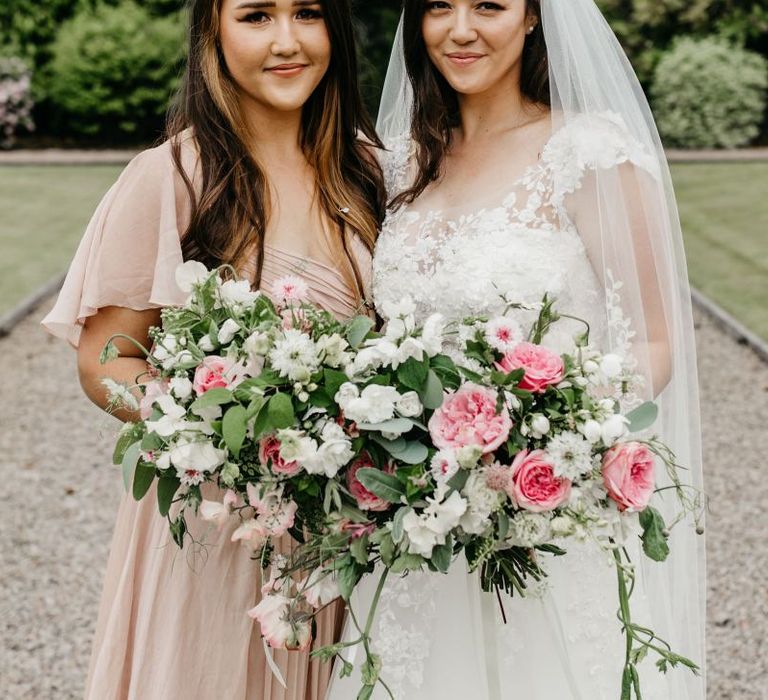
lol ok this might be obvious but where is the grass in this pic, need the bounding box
[670,162,768,341]
[0,161,765,340]
[0,165,122,317]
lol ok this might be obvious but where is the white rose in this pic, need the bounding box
[217,319,241,345]
[175,260,210,293]
[531,414,551,438]
[198,335,215,352]
[396,391,423,418]
[170,376,193,400]
[580,419,602,443]
[601,414,629,445]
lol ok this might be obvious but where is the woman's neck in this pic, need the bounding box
[240,98,305,163]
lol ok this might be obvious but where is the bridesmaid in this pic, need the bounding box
[41,1,385,698]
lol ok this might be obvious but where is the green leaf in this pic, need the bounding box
[157,476,180,517]
[395,441,429,465]
[447,469,470,491]
[268,392,295,430]
[420,369,444,410]
[337,564,361,600]
[639,506,670,562]
[391,507,410,544]
[223,405,248,458]
[350,534,370,565]
[190,388,233,411]
[356,468,406,502]
[346,316,375,349]
[140,431,163,453]
[390,552,424,574]
[323,368,350,401]
[379,532,396,566]
[357,685,374,700]
[121,441,142,492]
[357,417,414,435]
[246,395,267,420]
[397,357,429,391]
[170,514,187,549]
[370,434,407,456]
[497,511,510,541]
[132,462,155,501]
[252,401,272,440]
[431,539,452,573]
[626,401,659,433]
[113,426,141,465]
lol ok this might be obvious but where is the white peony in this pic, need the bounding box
[334,382,360,409]
[217,318,241,345]
[395,391,423,418]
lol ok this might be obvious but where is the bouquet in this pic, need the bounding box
[100,264,703,700]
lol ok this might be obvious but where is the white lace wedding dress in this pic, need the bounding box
[328,113,676,700]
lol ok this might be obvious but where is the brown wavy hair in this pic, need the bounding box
[392,0,549,208]
[166,0,386,301]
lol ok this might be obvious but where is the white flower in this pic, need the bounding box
[217,318,241,345]
[384,316,409,343]
[550,514,576,538]
[101,378,139,411]
[299,566,342,608]
[583,359,600,375]
[403,490,467,558]
[190,403,223,422]
[198,335,215,352]
[395,391,423,418]
[170,376,193,400]
[530,414,551,439]
[231,518,267,549]
[506,512,552,547]
[199,499,231,528]
[456,444,483,470]
[145,394,189,437]
[334,382,360,409]
[245,331,271,359]
[219,279,260,309]
[317,333,349,368]
[546,431,594,479]
[272,275,309,303]
[421,313,445,356]
[303,422,354,477]
[381,297,416,320]
[276,429,317,464]
[601,414,629,445]
[170,439,226,485]
[427,489,467,535]
[600,353,624,379]
[342,384,400,424]
[430,450,459,484]
[484,317,523,353]
[579,419,603,443]
[401,510,442,558]
[392,337,425,369]
[460,470,504,535]
[269,329,319,383]
[175,260,210,293]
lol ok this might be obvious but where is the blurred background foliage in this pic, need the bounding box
[0,0,766,147]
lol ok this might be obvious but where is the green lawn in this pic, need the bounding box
[0,161,766,340]
[0,165,122,316]
[670,162,768,340]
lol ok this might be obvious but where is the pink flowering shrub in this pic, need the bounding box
[0,58,34,148]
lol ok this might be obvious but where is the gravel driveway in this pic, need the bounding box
[0,299,765,699]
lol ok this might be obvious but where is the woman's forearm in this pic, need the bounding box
[79,356,153,424]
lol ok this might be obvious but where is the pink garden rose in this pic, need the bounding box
[508,449,572,512]
[346,454,391,512]
[602,442,656,512]
[259,434,301,477]
[192,356,249,396]
[495,342,565,393]
[428,383,512,455]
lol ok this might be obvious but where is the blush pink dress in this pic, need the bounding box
[41,132,371,700]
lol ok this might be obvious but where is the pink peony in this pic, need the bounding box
[139,379,169,420]
[602,442,656,512]
[428,383,512,455]
[346,454,391,512]
[508,449,572,512]
[192,355,249,396]
[495,342,565,393]
[259,435,301,477]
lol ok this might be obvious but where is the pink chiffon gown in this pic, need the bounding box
[41,132,371,700]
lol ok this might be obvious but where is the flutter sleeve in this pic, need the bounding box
[41,135,199,347]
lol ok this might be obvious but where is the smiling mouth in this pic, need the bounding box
[446,53,485,65]
[266,64,308,77]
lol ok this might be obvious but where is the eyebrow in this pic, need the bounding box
[235,0,319,8]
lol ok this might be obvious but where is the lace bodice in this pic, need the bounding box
[373,111,658,357]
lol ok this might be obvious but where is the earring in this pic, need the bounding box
[527,25,536,35]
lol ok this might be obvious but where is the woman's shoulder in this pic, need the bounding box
[123,127,199,183]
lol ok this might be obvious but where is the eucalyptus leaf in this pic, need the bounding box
[391,507,411,544]
[121,441,142,492]
[420,369,444,410]
[357,417,414,434]
[431,540,453,573]
[395,441,429,465]
[370,433,407,456]
[626,401,659,433]
[346,316,374,349]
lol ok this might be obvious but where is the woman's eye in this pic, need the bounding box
[426,1,451,11]
[477,2,504,10]
[296,8,323,21]
[242,11,269,24]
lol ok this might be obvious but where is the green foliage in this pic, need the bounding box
[651,37,768,148]
[45,1,186,140]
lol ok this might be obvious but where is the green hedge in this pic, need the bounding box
[46,1,185,140]
[652,37,768,148]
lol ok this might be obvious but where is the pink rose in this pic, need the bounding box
[495,342,565,393]
[140,378,169,420]
[192,356,249,396]
[347,454,391,512]
[259,435,301,477]
[508,449,572,512]
[602,442,656,512]
[428,383,512,454]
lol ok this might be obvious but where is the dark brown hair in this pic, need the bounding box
[392,0,549,208]
[166,0,386,301]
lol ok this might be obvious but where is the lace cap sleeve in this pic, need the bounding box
[41,133,199,347]
[545,110,661,210]
[380,132,416,197]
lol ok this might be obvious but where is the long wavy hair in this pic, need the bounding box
[166,0,386,301]
[392,0,549,208]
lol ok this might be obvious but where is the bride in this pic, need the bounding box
[329,1,705,698]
